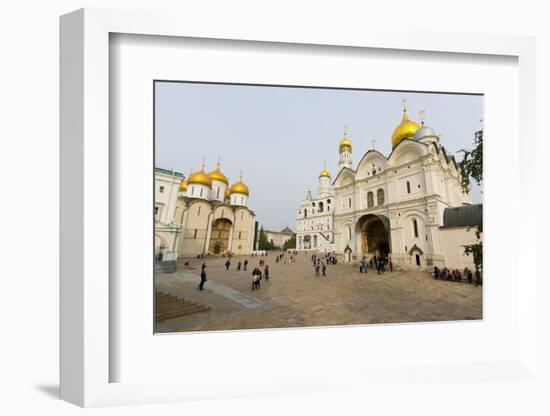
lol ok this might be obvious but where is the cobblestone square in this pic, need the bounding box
[155,251,482,333]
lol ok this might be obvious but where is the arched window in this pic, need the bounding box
[406,181,411,194]
[304,209,308,218]
[318,201,324,212]
[348,198,352,208]
[367,192,374,208]
[413,219,419,238]
[347,226,352,241]
[197,206,201,216]
[377,189,385,205]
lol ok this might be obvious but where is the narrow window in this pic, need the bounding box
[200,187,203,197]
[407,181,411,194]
[159,186,165,193]
[367,192,374,208]
[377,189,385,205]
[239,231,242,239]
[413,219,419,238]
[217,188,220,199]
[193,229,198,239]
[348,198,352,208]
[197,206,201,216]
[304,209,308,218]
[191,186,195,196]
[154,206,159,217]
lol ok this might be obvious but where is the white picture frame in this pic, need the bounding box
[60,8,538,408]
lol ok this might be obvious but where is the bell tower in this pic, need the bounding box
[338,125,353,172]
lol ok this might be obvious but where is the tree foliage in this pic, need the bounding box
[459,129,483,286]
[283,233,296,251]
[257,226,274,250]
[459,129,483,192]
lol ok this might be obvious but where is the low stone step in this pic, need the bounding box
[154,290,210,321]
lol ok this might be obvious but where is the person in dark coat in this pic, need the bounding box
[237,261,242,271]
[198,269,207,290]
[243,259,248,271]
[225,259,231,271]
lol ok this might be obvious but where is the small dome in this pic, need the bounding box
[229,178,250,196]
[208,163,229,185]
[187,167,212,188]
[319,169,331,178]
[414,125,437,141]
[179,179,188,192]
[391,108,421,147]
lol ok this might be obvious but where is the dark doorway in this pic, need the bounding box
[357,214,391,257]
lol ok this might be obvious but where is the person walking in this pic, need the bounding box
[225,259,231,271]
[322,262,327,277]
[389,260,393,273]
[315,262,320,277]
[243,259,248,271]
[379,258,385,274]
[198,268,207,290]
[264,264,270,281]
[237,261,242,271]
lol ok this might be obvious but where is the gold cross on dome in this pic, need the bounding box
[370,139,376,150]
[419,109,426,124]
[342,124,348,136]
[402,98,408,110]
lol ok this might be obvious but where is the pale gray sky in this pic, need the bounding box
[155,82,483,231]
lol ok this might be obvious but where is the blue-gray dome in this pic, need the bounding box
[414,125,437,141]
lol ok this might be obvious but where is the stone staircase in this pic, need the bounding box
[155,290,211,322]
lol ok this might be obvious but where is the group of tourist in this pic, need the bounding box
[275,253,295,264]
[358,255,393,275]
[432,266,474,284]
[251,264,269,290]
[311,253,336,277]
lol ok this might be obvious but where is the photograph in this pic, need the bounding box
[153,81,484,333]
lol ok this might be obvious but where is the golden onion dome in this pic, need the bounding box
[229,177,250,196]
[179,179,188,192]
[391,108,421,147]
[187,167,212,188]
[319,169,331,178]
[319,161,331,178]
[208,163,229,185]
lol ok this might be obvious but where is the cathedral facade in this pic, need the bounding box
[155,162,256,270]
[296,107,481,271]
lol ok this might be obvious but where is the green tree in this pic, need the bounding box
[459,129,483,286]
[283,233,296,251]
[257,226,274,250]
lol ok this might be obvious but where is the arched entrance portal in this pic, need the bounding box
[356,214,391,258]
[303,235,312,249]
[209,218,232,254]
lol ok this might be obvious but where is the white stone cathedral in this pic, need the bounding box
[296,106,482,271]
[155,161,256,271]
